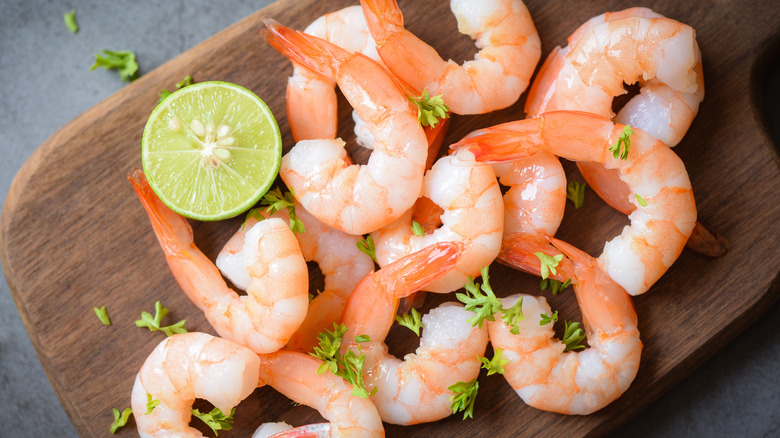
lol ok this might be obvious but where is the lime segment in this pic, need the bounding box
[142,81,281,221]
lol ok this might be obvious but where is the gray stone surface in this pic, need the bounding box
[0,1,778,437]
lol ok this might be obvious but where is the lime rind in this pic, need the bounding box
[142,81,281,221]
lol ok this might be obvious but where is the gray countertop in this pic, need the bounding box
[1,1,778,437]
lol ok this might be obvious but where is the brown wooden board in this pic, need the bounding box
[2,0,779,436]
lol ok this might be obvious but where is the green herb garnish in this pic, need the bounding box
[609,125,634,160]
[408,89,450,127]
[456,266,503,328]
[93,305,111,326]
[64,9,78,34]
[540,278,571,295]
[562,320,586,352]
[109,407,132,434]
[159,75,195,102]
[448,379,479,420]
[395,308,424,336]
[310,323,376,399]
[479,347,508,376]
[500,297,524,335]
[145,393,159,415]
[90,50,139,82]
[135,301,187,337]
[191,407,235,436]
[539,311,558,326]
[411,220,425,236]
[534,252,563,280]
[635,193,648,207]
[356,234,377,264]
[567,180,586,208]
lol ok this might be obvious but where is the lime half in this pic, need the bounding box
[142,81,281,221]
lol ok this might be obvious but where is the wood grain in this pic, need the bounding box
[2,0,779,436]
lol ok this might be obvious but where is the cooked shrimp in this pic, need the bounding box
[487,238,642,415]
[129,170,309,353]
[263,19,428,235]
[525,10,703,147]
[451,111,697,296]
[256,350,384,437]
[216,199,374,353]
[340,242,490,424]
[360,0,541,114]
[131,332,261,438]
[371,154,503,292]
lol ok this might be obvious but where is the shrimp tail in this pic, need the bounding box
[262,18,348,79]
[359,0,404,44]
[127,169,192,256]
[450,120,544,164]
[269,423,331,438]
[424,117,449,170]
[377,241,464,299]
[498,234,574,282]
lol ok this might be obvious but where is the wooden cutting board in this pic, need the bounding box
[2,0,779,436]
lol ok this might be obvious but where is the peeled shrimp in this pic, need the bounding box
[129,170,309,353]
[340,242,490,424]
[525,10,704,147]
[131,332,261,438]
[371,154,504,293]
[216,199,374,353]
[451,111,697,296]
[487,238,642,415]
[360,0,541,114]
[264,20,428,235]
[256,350,385,437]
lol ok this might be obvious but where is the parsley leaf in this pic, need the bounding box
[539,311,558,326]
[479,347,509,376]
[540,278,571,295]
[90,50,139,82]
[191,407,235,436]
[500,297,524,335]
[135,301,187,337]
[245,187,305,234]
[356,235,377,264]
[534,252,563,280]
[145,393,159,415]
[448,379,479,420]
[608,125,634,160]
[64,9,78,34]
[566,180,586,208]
[456,266,502,328]
[635,193,648,207]
[310,323,376,398]
[395,308,424,336]
[109,407,132,434]
[159,75,195,103]
[562,320,586,352]
[93,305,111,326]
[411,220,425,236]
[408,89,450,127]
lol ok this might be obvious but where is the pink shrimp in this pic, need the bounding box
[129,170,309,353]
[451,111,697,296]
[263,19,428,235]
[487,238,642,414]
[360,0,541,114]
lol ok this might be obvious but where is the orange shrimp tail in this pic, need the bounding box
[498,234,574,282]
[424,117,449,170]
[359,0,404,45]
[450,120,544,164]
[262,18,349,79]
[127,169,193,254]
[377,241,464,299]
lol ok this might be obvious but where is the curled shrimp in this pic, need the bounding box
[487,238,642,415]
[525,10,704,147]
[129,170,309,353]
[371,154,504,293]
[360,0,541,114]
[340,242,490,424]
[263,19,428,235]
[131,332,261,437]
[255,350,385,437]
[451,111,697,296]
[217,199,375,353]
